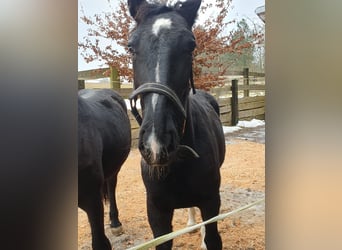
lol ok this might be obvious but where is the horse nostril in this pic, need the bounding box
[166,130,177,153]
[139,142,152,163]
[139,128,146,151]
[160,147,168,159]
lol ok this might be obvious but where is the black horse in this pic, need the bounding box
[78,89,131,250]
[128,0,226,249]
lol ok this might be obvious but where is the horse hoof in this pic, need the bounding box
[110,225,123,236]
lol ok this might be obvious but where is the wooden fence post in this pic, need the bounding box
[243,67,249,97]
[78,80,85,90]
[231,79,239,126]
[110,66,120,89]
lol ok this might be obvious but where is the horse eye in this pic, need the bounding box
[127,37,137,54]
[127,44,135,54]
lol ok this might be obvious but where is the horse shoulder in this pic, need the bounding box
[189,92,225,164]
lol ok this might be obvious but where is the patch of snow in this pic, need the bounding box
[223,126,242,134]
[223,119,265,135]
[237,119,265,128]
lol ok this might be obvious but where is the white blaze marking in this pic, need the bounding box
[148,18,172,161]
[148,45,162,161]
[187,207,196,226]
[155,61,160,82]
[152,93,158,111]
[153,57,160,111]
[149,56,160,161]
[152,18,172,36]
[149,94,159,160]
[148,127,160,161]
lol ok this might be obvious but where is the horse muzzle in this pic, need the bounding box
[140,141,199,168]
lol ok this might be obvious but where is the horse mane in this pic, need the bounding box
[133,0,199,28]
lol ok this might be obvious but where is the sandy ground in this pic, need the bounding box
[78,131,265,249]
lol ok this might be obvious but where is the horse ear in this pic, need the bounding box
[128,0,147,21]
[175,0,202,27]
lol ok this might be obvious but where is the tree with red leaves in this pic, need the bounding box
[79,1,134,82]
[78,0,263,90]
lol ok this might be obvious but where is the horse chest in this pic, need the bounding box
[142,163,216,207]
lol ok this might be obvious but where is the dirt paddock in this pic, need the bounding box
[78,139,265,250]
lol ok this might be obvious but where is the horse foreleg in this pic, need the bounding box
[106,175,123,235]
[147,198,174,250]
[199,196,222,250]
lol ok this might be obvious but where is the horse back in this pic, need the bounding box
[79,89,131,143]
[78,89,131,175]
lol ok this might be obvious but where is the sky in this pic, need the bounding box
[78,0,265,71]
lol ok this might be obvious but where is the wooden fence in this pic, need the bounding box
[128,112,141,148]
[78,68,265,147]
[210,69,265,125]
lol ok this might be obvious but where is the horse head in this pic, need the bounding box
[128,0,201,170]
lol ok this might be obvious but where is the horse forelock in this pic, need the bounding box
[135,3,172,23]
[134,1,193,25]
